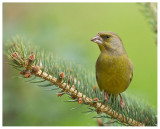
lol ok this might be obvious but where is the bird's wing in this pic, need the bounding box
[130,70,133,83]
[129,58,134,83]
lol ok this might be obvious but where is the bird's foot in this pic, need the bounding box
[104,91,109,104]
[119,94,125,108]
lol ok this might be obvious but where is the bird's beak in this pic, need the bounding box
[90,35,103,44]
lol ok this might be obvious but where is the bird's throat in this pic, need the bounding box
[98,44,126,56]
[98,44,106,52]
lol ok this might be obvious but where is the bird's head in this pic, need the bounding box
[90,31,126,55]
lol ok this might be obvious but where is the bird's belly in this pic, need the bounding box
[96,56,131,94]
[97,71,129,94]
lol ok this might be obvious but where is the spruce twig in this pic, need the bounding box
[5,36,157,126]
[139,3,157,43]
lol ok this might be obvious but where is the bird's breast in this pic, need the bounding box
[96,53,133,94]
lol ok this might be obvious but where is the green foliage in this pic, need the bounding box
[139,3,157,37]
[6,36,157,126]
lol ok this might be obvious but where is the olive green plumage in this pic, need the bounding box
[91,31,133,95]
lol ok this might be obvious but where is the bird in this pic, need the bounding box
[90,31,134,107]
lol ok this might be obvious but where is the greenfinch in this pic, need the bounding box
[91,31,133,107]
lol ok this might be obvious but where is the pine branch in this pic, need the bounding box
[139,3,157,43]
[5,36,157,126]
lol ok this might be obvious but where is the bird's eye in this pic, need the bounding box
[106,35,110,38]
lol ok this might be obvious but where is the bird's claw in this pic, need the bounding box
[104,92,109,104]
[119,94,125,108]
[120,98,125,108]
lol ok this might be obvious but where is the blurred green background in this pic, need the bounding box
[3,3,157,126]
